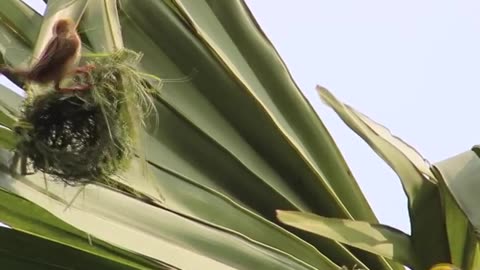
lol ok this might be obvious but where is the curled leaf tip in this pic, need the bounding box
[315,85,329,93]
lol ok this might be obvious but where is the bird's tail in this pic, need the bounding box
[0,65,30,78]
[0,65,10,76]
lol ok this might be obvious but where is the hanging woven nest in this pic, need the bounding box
[14,50,157,184]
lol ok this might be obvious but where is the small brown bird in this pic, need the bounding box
[0,18,93,92]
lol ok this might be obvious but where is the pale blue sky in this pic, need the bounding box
[8,1,480,234]
[245,1,480,234]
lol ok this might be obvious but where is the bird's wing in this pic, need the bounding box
[30,36,61,71]
[29,35,79,77]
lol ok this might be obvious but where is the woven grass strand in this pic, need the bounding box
[14,49,159,185]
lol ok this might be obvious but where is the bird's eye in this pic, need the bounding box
[53,20,71,34]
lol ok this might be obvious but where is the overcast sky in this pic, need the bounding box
[9,1,480,234]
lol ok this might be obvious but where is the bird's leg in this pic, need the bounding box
[73,64,94,90]
[54,80,64,92]
[63,64,95,78]
[56,82,93,92]
[55,79,92,92]
[74,64,95,75]
[56,64,95,92]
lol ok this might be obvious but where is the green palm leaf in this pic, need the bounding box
[0,0,477,269]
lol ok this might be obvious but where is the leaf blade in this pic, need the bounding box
[277,210,418,269]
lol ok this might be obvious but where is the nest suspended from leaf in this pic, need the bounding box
[14,50,157,184]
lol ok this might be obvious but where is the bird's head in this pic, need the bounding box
[53,18,76,35]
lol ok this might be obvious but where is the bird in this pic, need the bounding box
[0,18,93,92]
